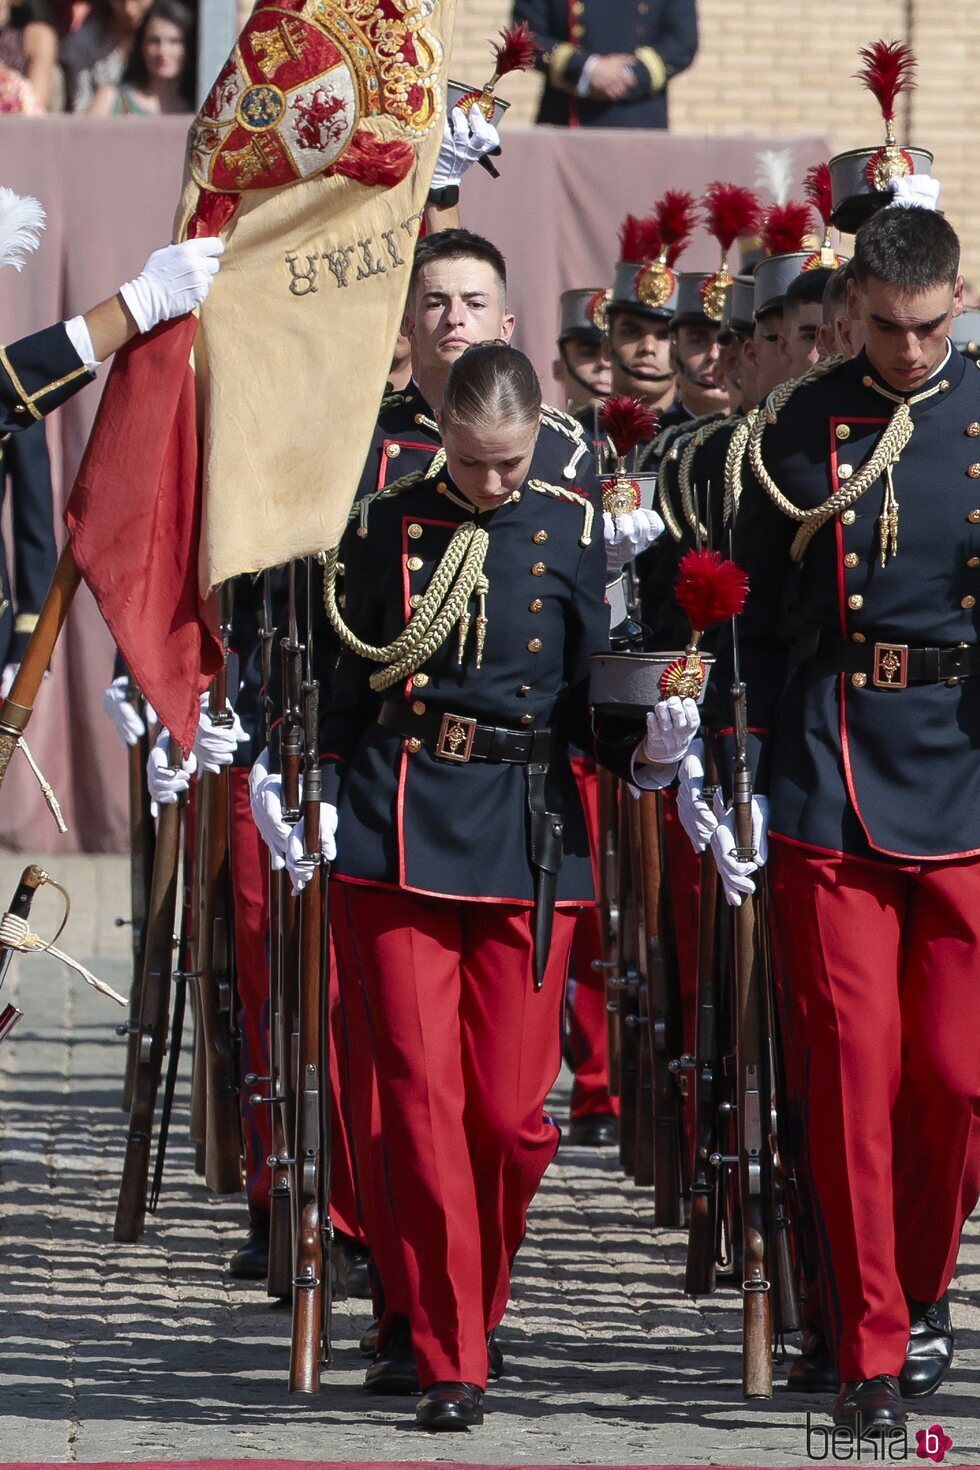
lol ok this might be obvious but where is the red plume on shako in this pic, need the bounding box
[659,548,750,699]
[760,200,812,258]
[856,39,917,190]
[619,213,662,265]
[701,182,761,321]
[487,22,540,84]
[803,163,844,269]
[599,396,659,517]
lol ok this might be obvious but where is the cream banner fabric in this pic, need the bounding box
[172,0,456,595]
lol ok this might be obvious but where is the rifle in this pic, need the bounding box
[730,617,773,1398]
[289,665,330,1393]
[683,741,723,1295]
[193,586,243,1195]
[636,790,686,1222]
[113,739,184,1243]
[627,792,655,1189]
[614,788,640,1178]
[118,668,156,1113]
[246,569,293,1298]
[593,767,621,1099]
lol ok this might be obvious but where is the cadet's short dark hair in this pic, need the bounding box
[784,267,835,316]
[441,342,540,433]
[821,261,854,323]
[409,229,507,299]
[853,206,960,292]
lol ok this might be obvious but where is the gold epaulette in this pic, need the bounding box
[527,479,594,546]
[350,450,447,537]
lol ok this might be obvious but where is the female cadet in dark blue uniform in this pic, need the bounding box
[252,343,696,1429]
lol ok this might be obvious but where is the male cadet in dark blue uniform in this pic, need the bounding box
[712,203,978,1432]
[553,287,611,415]
[512,0,697,130]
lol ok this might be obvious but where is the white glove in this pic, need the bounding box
[284,807,338,895]
[0,663,18,700]
[192,691,249,774]
[430,105,500,189]
[248,747,292,870]
[675,739,718,853]
[147,729,196,806]
[640,696,700,765]
[887,174,941,211]
[102,674,158,746]
[603,508,665,572]
[119,237,224,334]
[709,789,769,907]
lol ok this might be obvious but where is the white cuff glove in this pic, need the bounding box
[147,729,196,806]
[675,739,719,853]
[284,807,338,895]
[248,746,291,870]
[192,691,249,774]
[603,507,665,572]
[887,174,941,211]
[0,663,19,701]
[103,674,158,746]
[430,105,500,189]
[119,237,224,334]
[709,789,769,907]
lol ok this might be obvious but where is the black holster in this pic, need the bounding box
[526,761,563,991]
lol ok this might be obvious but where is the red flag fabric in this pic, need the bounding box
[64,314,221,752]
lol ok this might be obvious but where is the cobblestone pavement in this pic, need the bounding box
[0,855,977,1466]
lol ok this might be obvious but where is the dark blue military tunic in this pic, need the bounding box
[0,324,93,438]
[0,419,58,664]
[728,344,980,861]
[320,467,609,904]
[513,0,698,129]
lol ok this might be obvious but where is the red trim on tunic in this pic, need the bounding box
[332,871,595,907]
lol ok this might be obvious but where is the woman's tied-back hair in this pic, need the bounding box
[441,342,542,436]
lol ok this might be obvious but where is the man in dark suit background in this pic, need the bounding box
[513,0,698,129]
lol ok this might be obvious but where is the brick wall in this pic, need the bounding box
[450,1,980,286]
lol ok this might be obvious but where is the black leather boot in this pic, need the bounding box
[364,1316,419,1396]
[228,1221,270,1280]
[785,1334,840,1393]
[567,1112,619,1147]
[833,1376,906,1433]
[416,1381,484,1430]
[899,1294,954,1398]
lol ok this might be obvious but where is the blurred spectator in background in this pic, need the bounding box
[0,0,59,110]
[61,0,150,111]
[88,0,193,113]
[513,0,697,129]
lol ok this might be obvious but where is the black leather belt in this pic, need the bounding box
[816,635,980,689]
[378,701,552,764]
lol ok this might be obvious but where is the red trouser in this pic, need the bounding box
[768,836,980,1381]
[332,880,577,1389]
[567,760,617,1120]
[229,769,361,1241]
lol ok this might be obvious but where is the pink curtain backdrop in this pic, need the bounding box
[0,117,829,852]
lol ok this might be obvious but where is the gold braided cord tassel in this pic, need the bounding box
[745,355,921,562]
[656,449,686,544]
[879,464,900,566]
[722,411,756,528]
[321,520,491,691]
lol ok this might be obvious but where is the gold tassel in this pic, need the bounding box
[456,608,470,665]
[475,586,488,669]
[878,464,900,566]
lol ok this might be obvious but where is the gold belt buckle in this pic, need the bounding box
[436,712,477,762]
[873,642,908,689]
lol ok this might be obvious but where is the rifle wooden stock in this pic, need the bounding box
[194,661,244,1195]
[121,680,156,1114]
[762,888,801,1334]
[637,792,685,1225]
[596,768,621,1097]
[114,754,183,1243]
[0,545,81,797]
[733,783,773,1397]
[625,795,654,1188]
[279,636,304,1281]
[289,679,328,1394]
[615,788,639,1178]
[685,846,721,1296]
